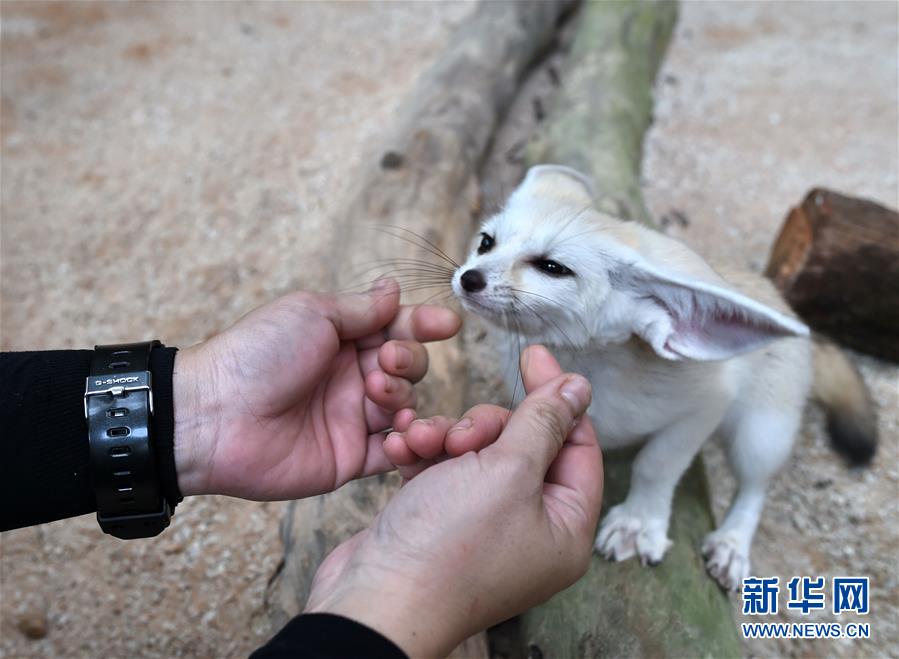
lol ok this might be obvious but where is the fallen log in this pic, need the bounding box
[525,0,675,228]
[765,188,899,363]
[266,2,576,656]
[517,1,743,656]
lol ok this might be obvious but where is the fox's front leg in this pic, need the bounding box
[595,409,724,566]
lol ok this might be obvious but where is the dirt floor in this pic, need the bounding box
[1,2,896,658]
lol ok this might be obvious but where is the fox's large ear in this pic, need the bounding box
[618,263,809,361]
[514,164,595,207]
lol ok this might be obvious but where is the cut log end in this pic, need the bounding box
[765,204,813,287]
[765,187,899,362]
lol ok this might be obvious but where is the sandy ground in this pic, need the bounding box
[1,2,896,658]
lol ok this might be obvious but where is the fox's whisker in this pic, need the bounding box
[508,310,524,414]
[369,224,460,268]
[337,277,453,296]
[511,287,592,340]
[349,259,455,280]
[512,294,578,348]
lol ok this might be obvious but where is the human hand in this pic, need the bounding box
[305,345,603,657]
[172,279,461,500]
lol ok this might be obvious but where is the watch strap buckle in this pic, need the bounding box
[84,371,154,418]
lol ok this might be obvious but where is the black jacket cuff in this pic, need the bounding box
[250,613,408,659]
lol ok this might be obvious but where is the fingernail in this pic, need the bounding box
[411,418,433,427]
[448,417,473,434]
[560,376,591,414]
[384,431,403,444]
[371,278,389,293]
[383,373,397,393]
[394,344,413,369]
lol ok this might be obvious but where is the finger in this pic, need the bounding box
[444,404,510,456]
[358,346,382,378]
[544,415,604,529]
[403,416,457,460]
[363,398,392,433]
[489,357,592,475]
[364,370,417,412]
[378,340,429,383]
[383,431,421,466]
[394,407,507,481]
[520,344,565,393]
[361,431,397,477]
[437,345,563,455]
[355,303,460,350]
[392,408,416,433]
[385,304,462,342]
[325,278,401,340]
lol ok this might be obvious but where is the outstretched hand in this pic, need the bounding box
[172,279,461,500]
[306,345,604,657]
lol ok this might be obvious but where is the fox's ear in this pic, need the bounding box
[514,164,595,207]
[618,263,810,361]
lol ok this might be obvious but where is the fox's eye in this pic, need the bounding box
[477,233,495,255]
[533,259,574,277]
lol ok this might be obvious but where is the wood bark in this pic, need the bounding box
[765,188,899,362]
[517,2,743,657]
[526,0,676,227]
[266,3,576,656]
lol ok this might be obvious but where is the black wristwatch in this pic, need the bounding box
[84,341,171,539]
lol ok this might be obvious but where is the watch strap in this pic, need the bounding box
[85,341,171,539]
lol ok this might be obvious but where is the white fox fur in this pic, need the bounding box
[451,165,823,590]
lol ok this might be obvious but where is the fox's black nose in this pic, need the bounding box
[460,269,487,293]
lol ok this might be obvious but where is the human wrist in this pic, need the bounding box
[147,345,183,512]
[308,590,460,657]
[306,559,465,657]
[172,345,221,497]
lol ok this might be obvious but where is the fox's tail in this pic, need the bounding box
[812,338,878,465]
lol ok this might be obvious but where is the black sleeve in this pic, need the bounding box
[250,614,408,659]
[1,347,182,531]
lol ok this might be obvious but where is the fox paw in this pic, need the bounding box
[594,505,672,566]
[702,531,751,591]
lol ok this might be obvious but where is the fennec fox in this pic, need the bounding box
[452,165,877,590]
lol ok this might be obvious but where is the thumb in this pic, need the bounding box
[519,344,565,392]
[492,370,592,476]
[326,278,401,340]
